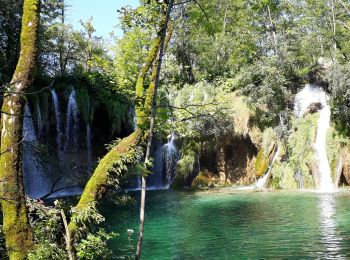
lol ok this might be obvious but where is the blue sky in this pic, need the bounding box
[66,0,140,38]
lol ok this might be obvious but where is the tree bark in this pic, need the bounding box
[0,0,40,259]
[135,1,173,259]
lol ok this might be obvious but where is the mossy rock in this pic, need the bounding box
[255,149,269,177]
[191,170,212,189]
[171,173,185,190]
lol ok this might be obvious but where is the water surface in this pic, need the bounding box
[103,189,350,259]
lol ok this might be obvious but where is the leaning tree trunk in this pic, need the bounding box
[0,0,40,259]
[66,2,173,259]
[135,1,174,259]
[67,7,166,258]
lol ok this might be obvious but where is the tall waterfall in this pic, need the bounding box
[86,96,92,170]
[23,104,49,198]
[316,103,333,191]
[143,133,178,190]
[86,123,92,166]
[65,88,79,154]
[36,103,43,141]
[130,105,137,130]
[51,89,63,160]
[163,133,178,188]
[294,84,333,192]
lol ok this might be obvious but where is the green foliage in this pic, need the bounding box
[176,140,199,176]
[76,230,117,260]
[27,199,119,260]
[172,80,256,139]
[27,199,66,259]
[113,28,153,96]
[71,202,105,236]
[0,0,23,83]
[28,243,67,260]
[328,62,350,136]
[118,1,166,33]
[326,126,350,179]
[270,113,318,189]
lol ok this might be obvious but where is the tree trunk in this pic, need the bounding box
[135,1,173,259]
[217,145,226,184]
[0,0,40,258]
[267,5,278,56]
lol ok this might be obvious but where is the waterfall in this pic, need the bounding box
[130,105,137,130]
[149,146,165,189]
[130,104,140,187]
[255,146,280,189]
[294,84,333,192]
[86,96,92,170]
[23,103,49,198]
[316,104,333,191]
[51,89,63,160]
[163,133,178,187]
[143,133,178,190]
[36,103,42,141]
[65,88,79,154]
[86,123,92,167]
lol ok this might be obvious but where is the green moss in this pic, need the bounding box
[12,0,40,87]
[135,37,161,129]
[0,0,40,258]
[171,173,185,190]
[255,149,269,177]
[75,85,90,123]
[1,96,34,259]
[176,139,199,177]
[326,125,350,181]
[270,113,318,189]
[68,130,142,236]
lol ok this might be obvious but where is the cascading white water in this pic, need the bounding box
[316,104,333,191]
[86,96,92,170]
[86,123,92,166]
[142,133,178,190]
[163,132,178,187]
[130,105,137,130]
[23,103,50,198]
[51,89,63,160]
[36,103,43,141]
[255,146,280,189]
[294,84,333,192]
[65,88,79,154]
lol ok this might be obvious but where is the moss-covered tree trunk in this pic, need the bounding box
[66,2,174,259]
[67,7,167,251]
[0,0,40,258]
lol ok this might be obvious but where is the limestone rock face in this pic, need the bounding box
[255,143,277,177]
[213,135,258,185]
[341,149,350,185]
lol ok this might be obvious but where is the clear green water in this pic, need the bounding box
[102,189,350,259]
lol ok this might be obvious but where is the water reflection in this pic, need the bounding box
[318,194,344,259]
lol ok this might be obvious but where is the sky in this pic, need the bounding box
[66,0,140,38]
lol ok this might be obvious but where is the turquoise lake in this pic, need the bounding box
[103,189,350,259]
